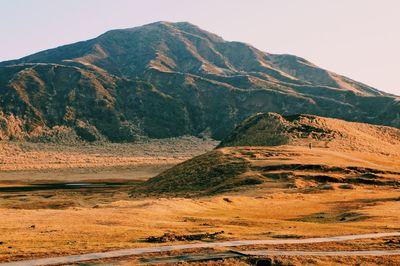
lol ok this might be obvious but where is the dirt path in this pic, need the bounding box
[242,249,400,256]
[1,232,400,266]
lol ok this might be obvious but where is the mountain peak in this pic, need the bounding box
[0,22,398,142]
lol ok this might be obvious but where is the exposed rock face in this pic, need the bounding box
[0,21,399,141]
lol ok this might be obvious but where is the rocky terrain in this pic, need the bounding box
[0,21,399,142]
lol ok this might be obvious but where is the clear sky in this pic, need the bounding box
[1,0,399,95]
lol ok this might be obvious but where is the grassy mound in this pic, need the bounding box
[218,112,400,155]
[135,114,400,196]
[133,149,265,196]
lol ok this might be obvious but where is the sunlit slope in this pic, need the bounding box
[137,114,400,196]
[0,22,399,142]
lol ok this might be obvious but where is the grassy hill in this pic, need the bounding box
[136,114,400,196]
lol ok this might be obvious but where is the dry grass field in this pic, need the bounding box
[0,115,400,265]
[0,137,217,181]
[0,143,399,265]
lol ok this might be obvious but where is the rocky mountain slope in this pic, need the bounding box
[1,21,399,141]
[136,114,400,196]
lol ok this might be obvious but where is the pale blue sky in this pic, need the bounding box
[1,0,399,95]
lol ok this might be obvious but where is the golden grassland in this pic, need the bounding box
[0,141,399,265]
[0,137,218,171]
[0,187,400,262]
[0,147,400,261]
[0,137,218,181]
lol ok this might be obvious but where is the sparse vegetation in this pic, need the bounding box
[145,231,225,243]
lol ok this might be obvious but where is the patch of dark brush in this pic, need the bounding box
[261,172,293,180]
[298,175,341,183]
[291,211,370,224]
[145,231,225,243]
[270,234,303,239]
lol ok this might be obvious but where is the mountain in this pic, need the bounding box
[135,114,400,196]
[0,21,399,142]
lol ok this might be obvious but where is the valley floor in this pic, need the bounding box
[0,137,217,181]
[0,142,399,265]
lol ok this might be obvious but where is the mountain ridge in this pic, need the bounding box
[0,21,388,96]
[0,21,399,142]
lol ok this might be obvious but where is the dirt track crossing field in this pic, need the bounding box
[2,232,400,266]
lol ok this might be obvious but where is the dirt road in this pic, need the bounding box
[1,232,400,266]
